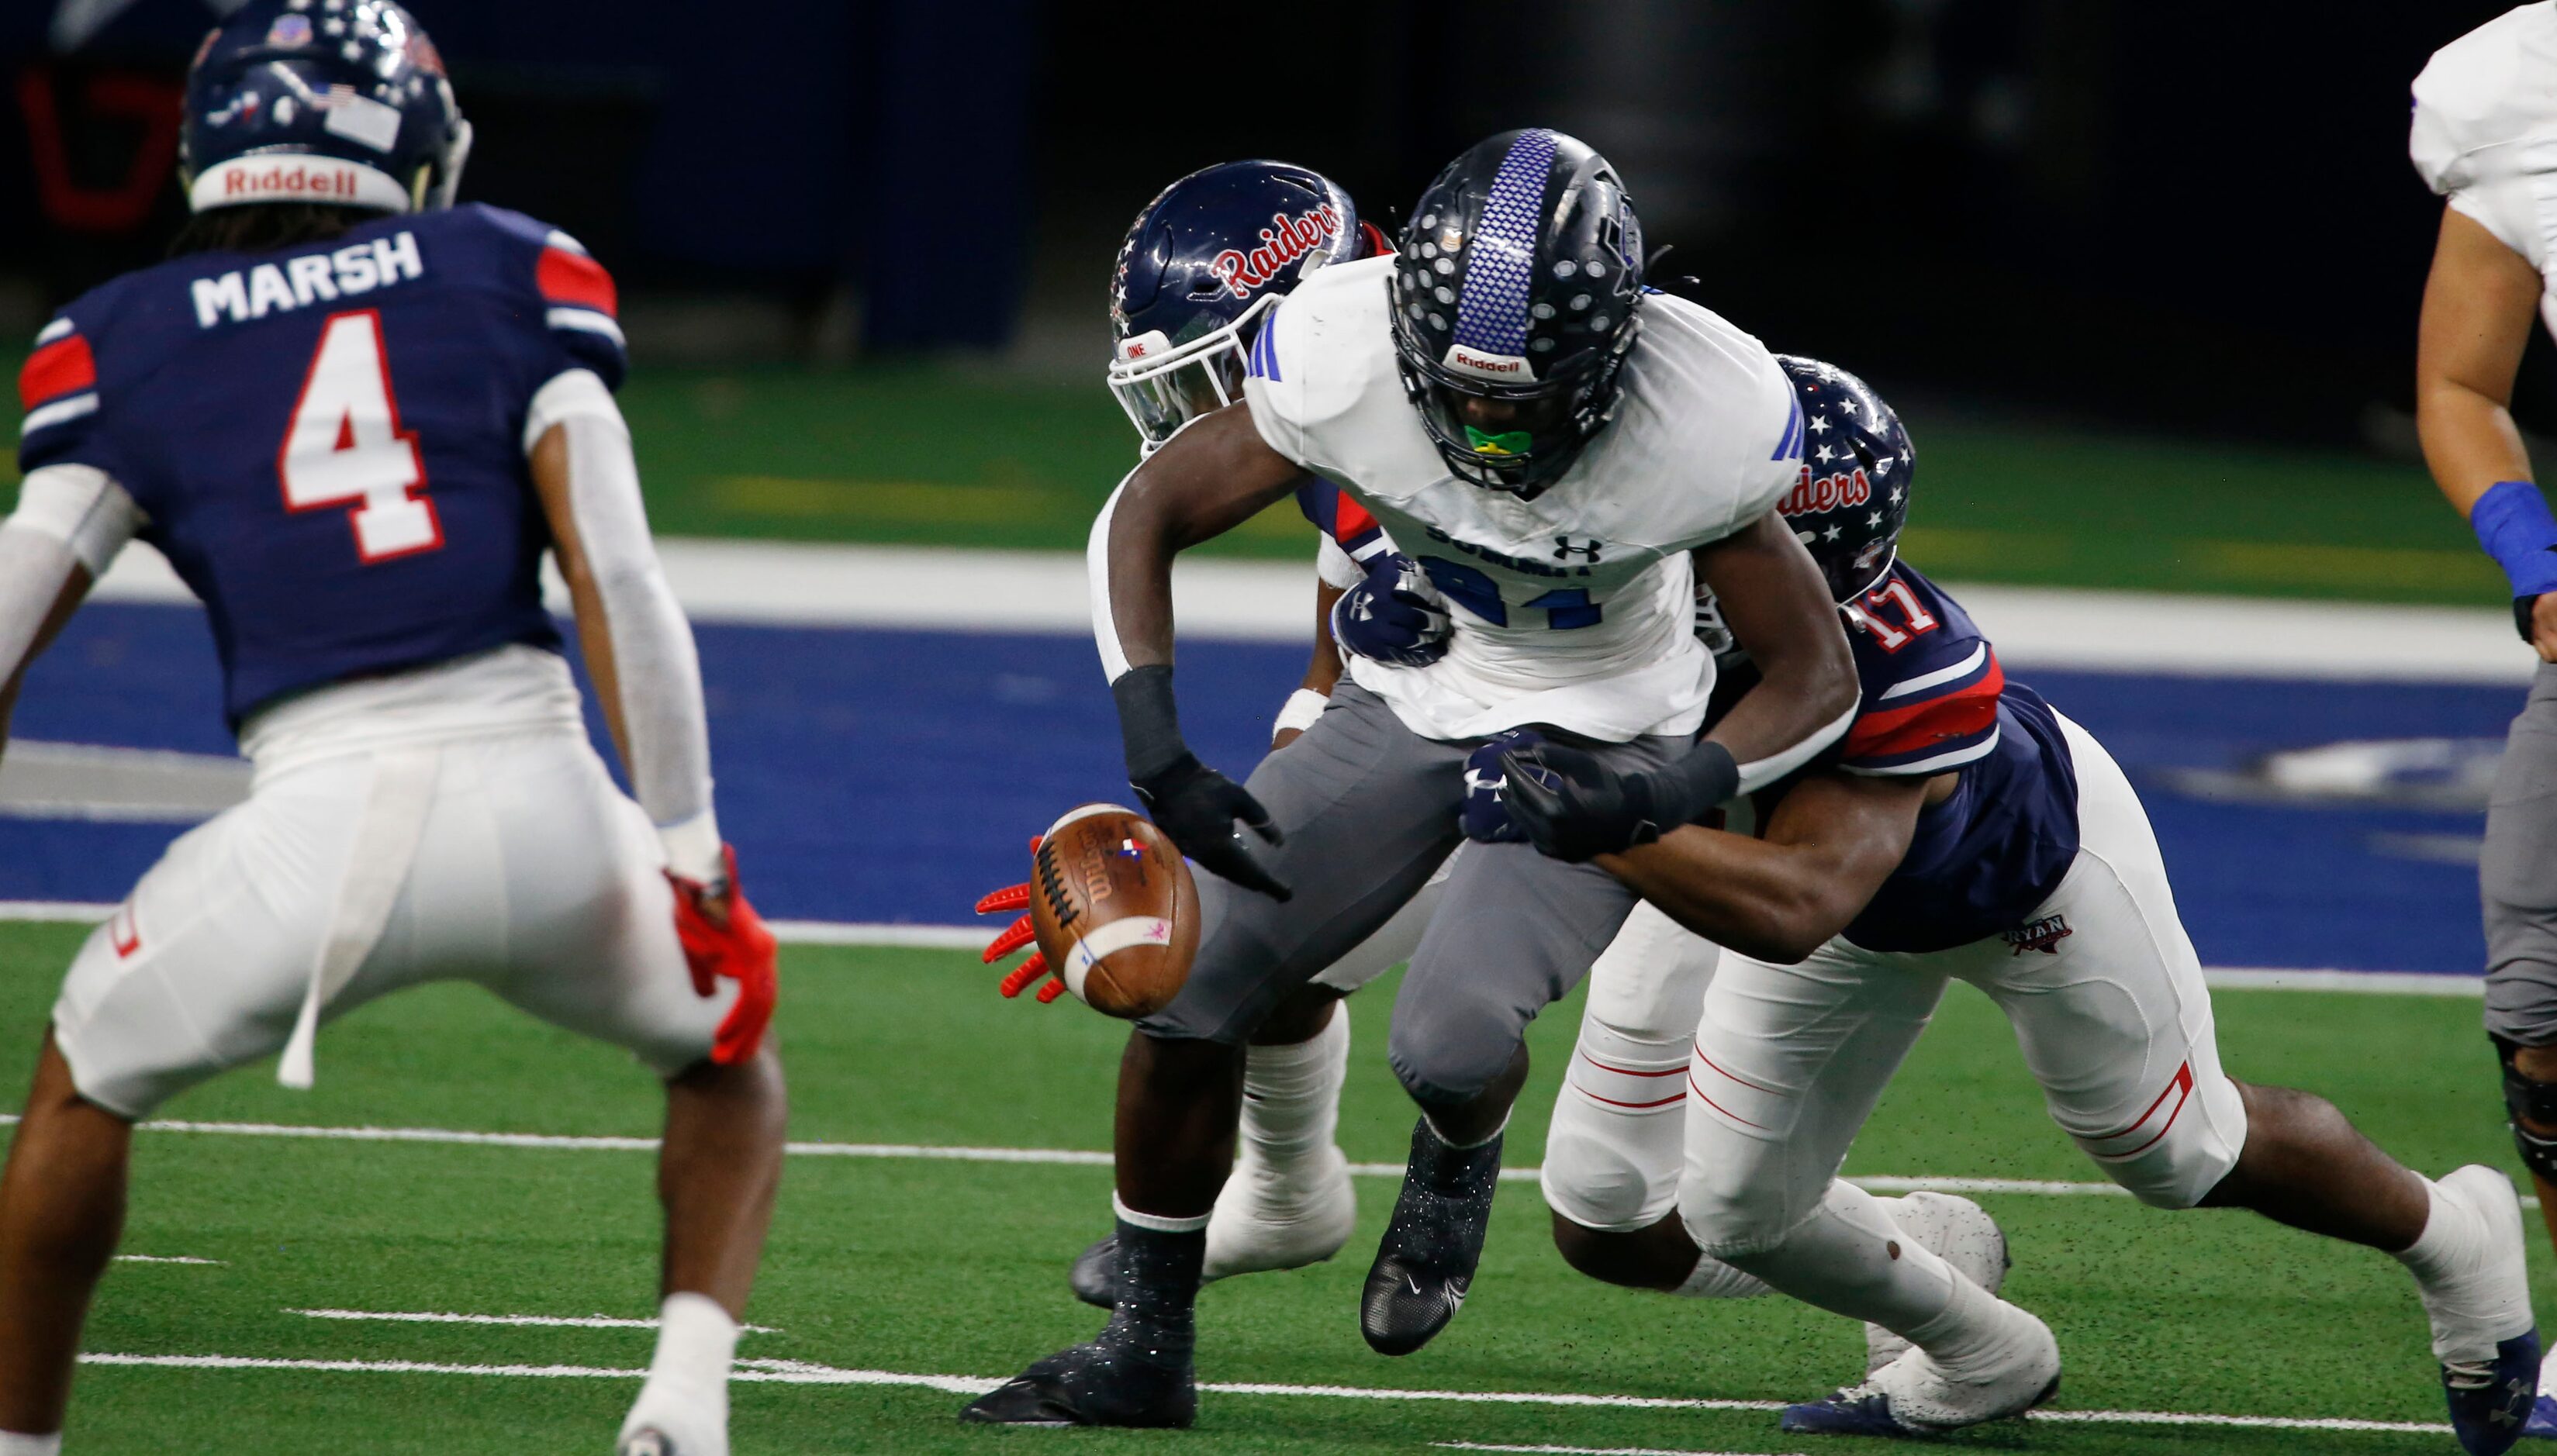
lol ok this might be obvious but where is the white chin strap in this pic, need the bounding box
[432,120,473,210]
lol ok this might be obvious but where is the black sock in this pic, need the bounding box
[1413,1115,1505,1189]
[1101,1216,1204,1369]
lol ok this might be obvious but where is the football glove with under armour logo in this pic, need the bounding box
[1460,728,1546,843]
[1331,552,1452,668]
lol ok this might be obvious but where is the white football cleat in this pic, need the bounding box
[616,1402,725,1456]
[1786,1300,2060,1437]
[1204,1141,1357,1282]
[1864,1191,2013,1376]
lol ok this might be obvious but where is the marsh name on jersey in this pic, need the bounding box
[16,204,627,727]
[1242,254,1802,743]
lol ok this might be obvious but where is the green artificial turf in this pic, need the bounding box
[597,366,2495,606]
[0,919,2527,1453]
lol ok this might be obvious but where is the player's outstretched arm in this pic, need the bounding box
[1491,512,1857,862]
[2416,205,2557,658]
[528,371,773,1062]
[1598,771,1930,964]
[0,466,137,764]
[1090,402,1306,899]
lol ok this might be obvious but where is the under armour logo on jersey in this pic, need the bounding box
[1553,536,1603,562]
[2004,914,2072,956]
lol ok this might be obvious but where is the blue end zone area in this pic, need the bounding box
[1,604,2516,975]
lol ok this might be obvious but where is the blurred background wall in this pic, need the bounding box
[0,0,2527,447]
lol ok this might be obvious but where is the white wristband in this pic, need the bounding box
[1273,688,1329,740]
[658,810,725,885]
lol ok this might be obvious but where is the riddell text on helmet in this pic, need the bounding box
[223,161,368,202]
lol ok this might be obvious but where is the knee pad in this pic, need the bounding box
[1540,1017,1688,1231]
[2498,1037,2557,1184]
[2062,1060,2247,1210]
[1677,1169,1794,1260]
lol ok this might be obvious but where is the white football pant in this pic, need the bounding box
[1541,712,2249,1253]
[54,720,727,1120]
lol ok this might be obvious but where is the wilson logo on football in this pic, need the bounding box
[1777,464,1874,518]
[1209,205,1343,299]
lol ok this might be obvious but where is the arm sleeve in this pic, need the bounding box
[1087,469,1144,683]
[7,464,140,578]
[525,369,719,879]
[0,465,136,688]
[1315,533,1362,590]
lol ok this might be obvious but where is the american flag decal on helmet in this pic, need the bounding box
[1450,129,1557,358]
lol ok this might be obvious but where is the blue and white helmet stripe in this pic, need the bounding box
[1449,128,1557,360]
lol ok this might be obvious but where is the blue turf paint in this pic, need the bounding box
[0,605,2516,975]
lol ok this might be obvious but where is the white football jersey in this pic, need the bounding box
[1242,254,1802,741]
[2414,4,2557,336]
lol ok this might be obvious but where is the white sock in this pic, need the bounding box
[1236,1012,1350,1185]
[1720,1182,1972,1354]
[0,1430,61,1456]
[2395,1173,2529,1365]
[1671,1254,1770,1299]
[620,1292,739,1449]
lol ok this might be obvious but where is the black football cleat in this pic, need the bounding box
[1069,1234,1119,1309]
[959,1340,1196,1428]
[1360,1118,1503,1356]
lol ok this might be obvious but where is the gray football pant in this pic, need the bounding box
[1138,680,1681,1106]
[2487,661,2557,1045]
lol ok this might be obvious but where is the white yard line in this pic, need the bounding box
[1440,1445,1801,1456]
[114,1255,223,1266]
[74,1351,2455,1434]
[288,1308,777,1334]
[3,1113,2528,1206]
[0,902,2496,995]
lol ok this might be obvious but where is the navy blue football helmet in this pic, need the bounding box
[1773,355,1916,602]
[1108,160,1387,451]
[1391,129,1644,497]
[181,0,471,216]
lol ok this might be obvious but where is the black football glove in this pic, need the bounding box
[1132,753,1292,902]
[1499,738,1740,864]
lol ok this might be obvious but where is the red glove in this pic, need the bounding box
[669,845,778,1064]
[979,835,1067,1004]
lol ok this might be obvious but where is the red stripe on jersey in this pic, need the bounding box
[1845,655,2005,759]
[1334,494,1378,544]
[537,247,618,316]
[19,333,94,410]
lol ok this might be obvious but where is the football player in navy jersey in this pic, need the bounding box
[0,7,781,1454]
[1481,361,2541,1448]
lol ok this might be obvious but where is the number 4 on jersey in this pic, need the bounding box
[278,309,439,561]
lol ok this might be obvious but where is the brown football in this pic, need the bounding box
[1028,804,1200,1020]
